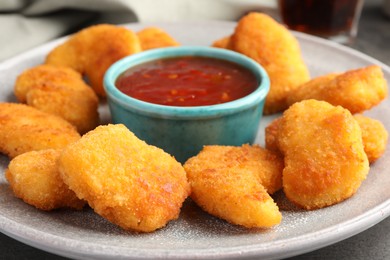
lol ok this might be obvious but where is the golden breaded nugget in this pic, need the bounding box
[265,117,283,155]
[185,145,283,194]
[354,114,388,163]
[58,124,190,232]
[266,114,387,164]
[6,149,85,211]
[184,145,282,228]
[15,64,99,134]
[212,35,233,49]
[137,27,180,50]
[46,24,141,96]
[0,103,80,158]
[278,100,369,210]
[287,66,388,113]
[231,12,310,114]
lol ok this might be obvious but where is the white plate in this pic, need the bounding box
[0,21,389,260]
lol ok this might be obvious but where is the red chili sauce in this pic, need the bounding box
[115,56,258,106]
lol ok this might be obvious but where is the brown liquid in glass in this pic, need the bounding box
[278,0,360,37]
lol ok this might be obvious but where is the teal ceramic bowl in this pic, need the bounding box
[104,46,270,163]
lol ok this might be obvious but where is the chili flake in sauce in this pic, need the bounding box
[115,56,258,106]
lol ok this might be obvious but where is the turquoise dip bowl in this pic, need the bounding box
[104,46,270,163]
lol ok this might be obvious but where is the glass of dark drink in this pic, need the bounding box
[278,0,364,44]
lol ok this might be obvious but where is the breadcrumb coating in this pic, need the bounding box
[137,27,180,50]
[231,12,310,114]
[278,100,369,210]
[46,24,141,96]
[0,103,80,158]
[184,144,282,228]
[6,149,85,211]
[15,64,99,134]
[287,66,388,113]
[58,124,190,232]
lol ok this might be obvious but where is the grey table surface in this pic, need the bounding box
[1,1,389,259]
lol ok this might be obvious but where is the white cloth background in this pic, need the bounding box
[0,0,276,61]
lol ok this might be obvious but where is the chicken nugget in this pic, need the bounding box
[184,145,282,228]
[354,114,388,163]
[265,117,283,155]
[231,12,310,114]
[6,149,85,211]
[46,24,141,96]
[0,103,80,158]
[286,66,388,113]
[58,124,190,232]
[15,64,99,134]
[212,35,233,49]
[186,145,283,194]
[137,27,180,50]
[266,113,388,164]
[278,100,369,210]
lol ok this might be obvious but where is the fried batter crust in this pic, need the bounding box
[231,12,310,114]
[266,114,388,164]
[46,24,141,96]
[0,103,80,158]
[58,124,190,232]
[15,64,99,134]
[6,149,85,211]
[184,144,282,228]
[137,27,180,50]
[354,114,388,163]
[278,100,369,210]
[287,66,388,113]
